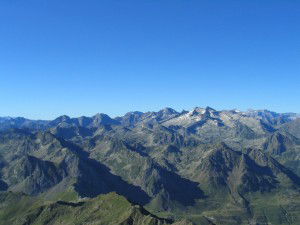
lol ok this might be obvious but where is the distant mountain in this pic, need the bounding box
[0,117,49,131]
[0,107,300,225]
[0,107,297,132]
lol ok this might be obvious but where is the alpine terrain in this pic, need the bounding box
[0,107,300,225]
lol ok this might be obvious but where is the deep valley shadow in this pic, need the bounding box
[60,138,204,207]
[60,139,151,205]
[156,164,205,206]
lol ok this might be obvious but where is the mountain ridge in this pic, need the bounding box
[1,106,298,126]
[1,106,300,224]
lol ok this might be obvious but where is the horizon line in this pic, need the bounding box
[1,106,299,121]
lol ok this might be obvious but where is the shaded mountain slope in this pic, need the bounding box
[0,129,150,205]
[0,107,300,225]
[263,130,300,176]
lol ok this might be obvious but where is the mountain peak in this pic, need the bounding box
[55,115,71,121]
[188,107,206,116]
[92,113,120,126]
[162,107,177,113]
[51,115,71,125]
[93,113,109,119]
[160,107,178,114]
[205,106,216,113]
[187,106,216,117]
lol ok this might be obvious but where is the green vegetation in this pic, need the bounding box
[1,109,300,224]
[0,192,182,225]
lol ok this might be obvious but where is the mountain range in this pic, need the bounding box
[0,107,300,225]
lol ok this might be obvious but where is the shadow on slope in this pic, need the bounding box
[0,179,8,191]
[60,139,151,206]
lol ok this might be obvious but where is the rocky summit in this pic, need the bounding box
[0,107,300,225]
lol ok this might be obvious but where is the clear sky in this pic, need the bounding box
[0,0,299,119]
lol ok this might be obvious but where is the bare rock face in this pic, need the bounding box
[0,107,300,225]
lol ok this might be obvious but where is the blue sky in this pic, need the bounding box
[0,0,299,119]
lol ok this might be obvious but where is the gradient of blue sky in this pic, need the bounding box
[0,0,299,119]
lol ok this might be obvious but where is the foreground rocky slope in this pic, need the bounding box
[0,107,300,224]
[0,192,193,225]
